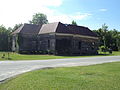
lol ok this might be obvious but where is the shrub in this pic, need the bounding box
[99,46,107,52]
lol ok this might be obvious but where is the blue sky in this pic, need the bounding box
[52,0,119,30]
[0,0,119,31]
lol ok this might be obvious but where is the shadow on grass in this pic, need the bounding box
[55,53,111,57]
[0,52,112,61]
[17,53,110,57]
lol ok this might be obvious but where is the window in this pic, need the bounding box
[78,42,81,50]
[48,40,50,49]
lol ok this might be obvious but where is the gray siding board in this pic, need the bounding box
[12,33,98,55]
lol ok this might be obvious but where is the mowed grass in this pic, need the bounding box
[0,51,120,60]
[0,52,69,60]
[0,62,120,90]
[99,51,120,56]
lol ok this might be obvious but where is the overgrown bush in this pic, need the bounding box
[99,46,107,52]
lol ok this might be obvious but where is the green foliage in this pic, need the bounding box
[99,45,107,52]
[101,23,108,48]
[93,24,120,51]
[71,20,77,25]
[1,62,120,90]
[0,25,12,51]
[29,13,48,25]
[12,23,23,32]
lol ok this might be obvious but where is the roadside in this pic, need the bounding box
[0,51,120,61]
[0,61,120,90]
[0,56,120,82]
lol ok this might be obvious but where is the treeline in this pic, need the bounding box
[93,24,120,51]
[0,24,23,51]
[0,25,12,51]
[0,13,48,51]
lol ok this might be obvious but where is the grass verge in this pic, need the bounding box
[0,51,120,61]
[0,62,120,90]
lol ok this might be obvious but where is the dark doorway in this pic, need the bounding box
[78,41,81,50]
[56,39,71,55]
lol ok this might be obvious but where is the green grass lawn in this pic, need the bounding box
[0,51,120,60]
[0,62,120,90]
[99,51,120,56]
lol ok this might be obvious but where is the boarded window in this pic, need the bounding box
[48,40,50,49]
[78,42,81,50]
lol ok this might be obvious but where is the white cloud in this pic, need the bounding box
[0,0,91,28]
[70,12,92,21]
[99,9,107,12]
[48,12,91,24]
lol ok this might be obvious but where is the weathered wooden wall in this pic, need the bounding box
[55,35,98,55]
[37,34,56,54]
[12,33,99,55]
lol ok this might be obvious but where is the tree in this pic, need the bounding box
[71,20,77,25]
[93,24,120,51]
[29,13,48,26]
[101,23,108,50]
[113,29,120,51]
[0,25,12,51]
[8,27,13,32]
[12,23,23,32]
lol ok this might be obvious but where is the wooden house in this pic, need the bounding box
[12,22,99,55]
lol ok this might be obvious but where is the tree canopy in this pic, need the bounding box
[29,13,48,26]
[0,25,12,51]
[93,24,120,51]
[71,20,77,25]
[12,23,23,32]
